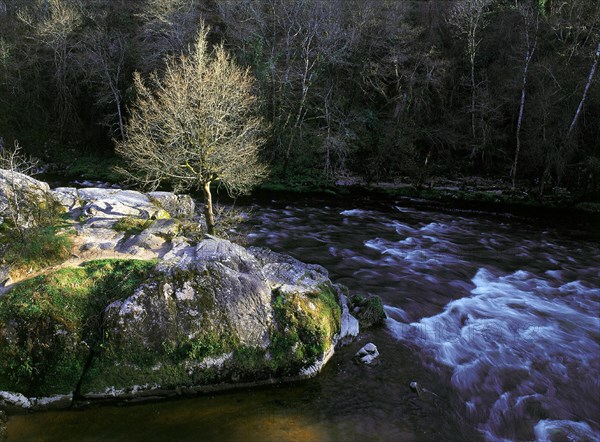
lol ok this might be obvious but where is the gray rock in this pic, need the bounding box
[113,237,273,353]
[51,187,80,211]
[249,247,330,294]
[117,219,180,256]
[0,168,53,228]
[355,343,380,366]
[339,295,360,344]
[0,391,31,410]
[147,191,195,218]
[0,266,11,288]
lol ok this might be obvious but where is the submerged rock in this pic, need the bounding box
[349,294,387,328]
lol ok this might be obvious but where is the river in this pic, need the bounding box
[6,195,600,441]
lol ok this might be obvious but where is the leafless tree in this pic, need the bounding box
[0,140,42,235]
[82,28,127,141]
[448,0,491,147]
[511,4,539,191]
[17,0,83,135]
[116,25,268,235]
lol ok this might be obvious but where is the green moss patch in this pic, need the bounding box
[0,259,156,396]
[80,269,239,393]
[112,216,152,235]
[350,294,386,328]
[268,284,341,375]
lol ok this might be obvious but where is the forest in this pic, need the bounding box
[0,0,598,199]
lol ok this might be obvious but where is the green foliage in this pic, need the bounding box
[58,154,123,183]
[182,332,235,361]
[231,346,267,376]
[0,259,156,396]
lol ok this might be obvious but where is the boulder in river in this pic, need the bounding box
[0,173,360,410]
[349,294,387,328]
[0,236,360,408]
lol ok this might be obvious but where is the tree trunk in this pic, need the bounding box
[567,42,600,137]
[202,181,216,236]
[511,9,538,192]
[470,53,476,141]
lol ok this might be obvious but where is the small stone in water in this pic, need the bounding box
[355,343,380,365]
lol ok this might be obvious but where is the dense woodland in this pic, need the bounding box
[0,0,599,197]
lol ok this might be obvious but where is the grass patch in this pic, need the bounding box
[1,226,73,277]
[0,259,156,396]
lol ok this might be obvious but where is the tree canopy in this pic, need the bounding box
[116,25,267,234]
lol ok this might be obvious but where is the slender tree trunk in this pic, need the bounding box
[202,181,215,236]
[512,16,538,191]
[470,52,476,140]
[115,97,125,141]
[567,41,600,137]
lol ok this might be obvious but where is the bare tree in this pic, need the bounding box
[82,28,127,141]
[0,140,42,235]
[116,25,268,235]
[567,42,600,137]
[511,4,539,191]
[448,0,491,146]
[136,0,203,73]
[18,0,83,136]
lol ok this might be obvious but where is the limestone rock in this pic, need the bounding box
[147,191,195,218]
[355,343,380,366]
[0,169,53,228]
[51,187,80,211]
[339,295,360,344]
[249,246,330,294]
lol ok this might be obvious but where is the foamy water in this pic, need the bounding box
[249,200,600,441]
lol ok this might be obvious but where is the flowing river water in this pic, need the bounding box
[6,195,600,441]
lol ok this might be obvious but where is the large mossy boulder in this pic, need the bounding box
[0,238,359,409]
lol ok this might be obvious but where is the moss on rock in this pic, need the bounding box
[0,239,349,404]
[112,216,152,235]
[0,259,156,397]
[350,294,387,328]
[268,283,342,375]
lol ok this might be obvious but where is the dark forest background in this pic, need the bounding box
[0,0,598,198]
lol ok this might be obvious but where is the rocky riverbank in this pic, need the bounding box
[0,170,365,412]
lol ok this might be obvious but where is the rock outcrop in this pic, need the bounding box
[0,175,360,411]
[0,169,52,228]
[0,238,358,409]
[52,186,195,258]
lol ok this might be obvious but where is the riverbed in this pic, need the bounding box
[6,196,600,441]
